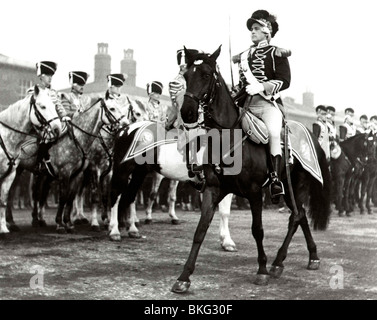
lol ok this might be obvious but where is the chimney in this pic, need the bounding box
[94,43,111,83]
[120,49,136,87]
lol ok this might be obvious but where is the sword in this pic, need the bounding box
[228,15,235,90]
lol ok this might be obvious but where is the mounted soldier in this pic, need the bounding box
[312,105,330,161]
[31,61,68,173]
[60,71,91,120]
[106,73,126,101]
[326,106,337,141]
[339,108,357,141]
[146,81,167,124]
[356,114,370,134]
[232,9,291,204]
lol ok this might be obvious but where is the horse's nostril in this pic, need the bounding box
[54,127,60,138]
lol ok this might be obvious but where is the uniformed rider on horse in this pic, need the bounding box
[313,105,330,161]
[60,71,91,119]
[232,9,291,204]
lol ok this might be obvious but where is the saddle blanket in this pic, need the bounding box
[120,121,178,163]
[242,112,322,185]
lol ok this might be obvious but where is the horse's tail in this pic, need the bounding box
[307,135,332,231]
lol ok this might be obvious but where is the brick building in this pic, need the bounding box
[0,54,37,110]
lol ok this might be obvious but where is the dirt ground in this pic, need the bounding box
[1,205,377,300]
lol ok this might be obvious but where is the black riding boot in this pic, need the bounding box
[269,155,285,204]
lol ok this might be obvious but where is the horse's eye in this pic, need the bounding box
[203,73,210,80]
[110,107,116,112]
[135,112,141,116]
[39,104,46,110]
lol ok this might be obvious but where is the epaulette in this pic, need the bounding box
[274,47,292,58]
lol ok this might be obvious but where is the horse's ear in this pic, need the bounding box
[183,46,193,62]
[210,45,222,61]
[105,90,110,100]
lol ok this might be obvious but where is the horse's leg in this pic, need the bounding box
[37,175,53,227]
[0,171,17,234]
[172,187,224,293]
[247,191,270,285]
[55,179,68,233]
[218,193,237,252]
[167,180,180,224]
[343,170,353,216]
[144,172,163,224]
[120,170,148,238]
[359,169,368,215]
[127,201,142,238]
[5,166,24,232]
[270,171,309,278]
[366,172,377,214]
[100,173,112,228]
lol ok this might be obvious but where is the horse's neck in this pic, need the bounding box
[0,98,33,151]
[213,82,240,129]
[341,137,363,161]
[72,105,103,151]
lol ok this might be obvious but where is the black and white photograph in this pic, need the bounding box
[0,0,377,306]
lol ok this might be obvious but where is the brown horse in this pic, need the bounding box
[172,46,331,292]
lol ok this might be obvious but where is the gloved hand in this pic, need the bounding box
[169,81,183,97]
[62,116,71,122]
[246,82,264,96]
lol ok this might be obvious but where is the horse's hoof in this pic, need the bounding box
[79,218,89,225]
[66,227,75,234]
[254,274,270,286]
[8,224,20,232]
[368,210,373,215]
[32,219,39,228]
[145,219,152,225]
[39,220,47,227]
[56,227,66,234]
[307,259,320,270]
[109,234,121,242]
[346,212,352,217]
[73,219,82,225]
[269,265,284,278]
[171,219,180,225]
[360,210,365,215]
[135,221,141,228]
[338,212,345,217]
[128,231,142,239]
[91,225,101,232]
[171,280,191,293]
[221,244,238,252]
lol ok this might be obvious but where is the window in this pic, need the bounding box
[19,79,33,99]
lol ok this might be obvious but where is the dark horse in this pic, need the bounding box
[172,46,331,293]
[330,133,375,216]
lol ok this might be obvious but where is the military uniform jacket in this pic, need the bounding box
[339,122,357,141]
[146,99,167,123]
[60,92,91,118]
[313,119,330,160]
[238,40,291,105]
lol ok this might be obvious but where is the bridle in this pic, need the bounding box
[29,95,60,142]
[183,62,245,131]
